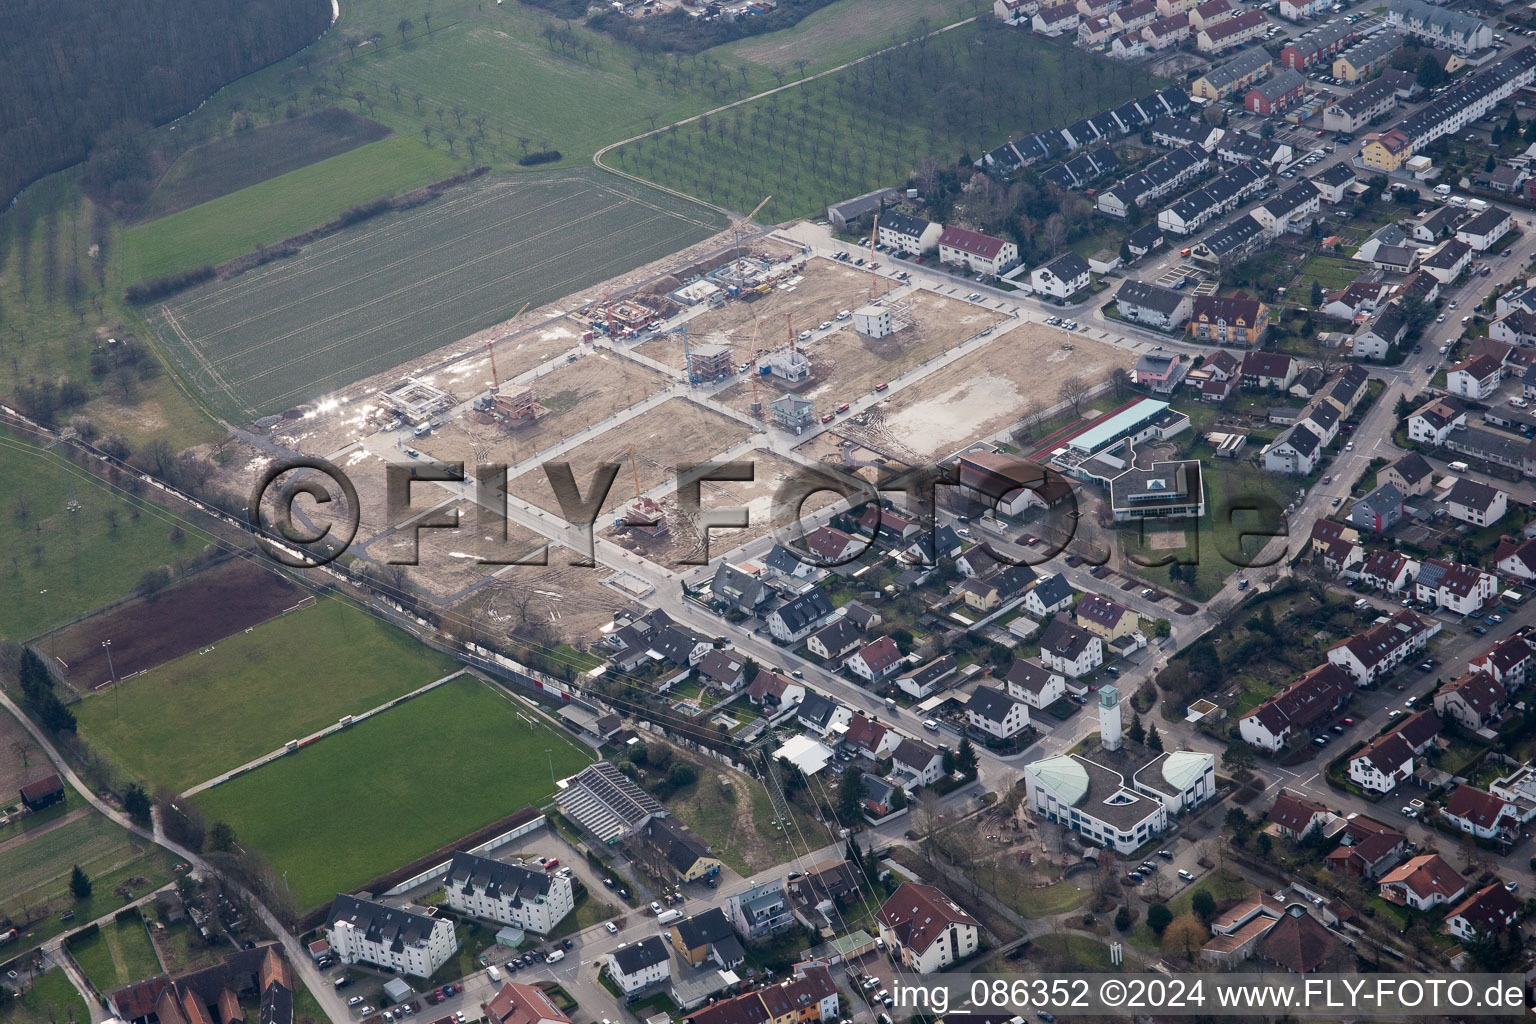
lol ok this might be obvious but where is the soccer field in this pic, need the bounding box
[75,597,460,791]
[193,676,594,910]
[143,168,725,422]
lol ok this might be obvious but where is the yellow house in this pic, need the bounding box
[1361,129,1412,172]
[1309,518,1360,558]
[643,817,723,883]
[957,565,1036,614]
[1074,592,1140,641]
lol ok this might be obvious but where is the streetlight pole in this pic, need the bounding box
[102,640,118,714]
[546,748,555,789]
[39,589,53,636]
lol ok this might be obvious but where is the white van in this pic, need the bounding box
[656,909,684,926]
[546,949,566,964]
[1433,183,1452,197]
[486,966,501,983]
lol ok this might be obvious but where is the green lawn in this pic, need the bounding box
[76,597,461,791]
[710,0,976,72]
[120,135,460,281]
[0,809,179,957]
[1031,933,1113,968]
[1294,255,1364,295]
[666,762,826,875]
[193,676,594,910]
[0,430,203,640]
[547,887,621,940]
[67,914,163,991]
[1128,868,1255,950]
[0,968,89,1024]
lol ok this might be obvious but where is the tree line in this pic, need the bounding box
[0,0,332,207]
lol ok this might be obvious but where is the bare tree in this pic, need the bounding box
[1058,375,1091,415]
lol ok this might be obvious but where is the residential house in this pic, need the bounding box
[1378,854,1467,911]
[1444,884,1521,942]
[1445,477,1508,527]
[1358,549,1419,593]
[1038,616,1105,677]
[846,636,904,683]
[444,853,575,934]
[1030,251,1093,299]
[895,656,959,700]
[1347,733,1416,793]
[1447,354,1503,399]
[747,669,805,712]
[966,685,1032,740]
[876,211,944,255]
[1115,280,1194,331]
[1325,815,1408,878]
[1441,785,1521,841]
[724,879,794,939]
[1242,351,1296,389]
[1246,68,1307,114]
[1433,670,1507,730]
[1406,397,1466,445]
[1384,0,1491,54]
[766,590,835,643]
[481,982,572,1024]
[1421,238,1474,285]
[1263,423,1323,474]
[1413,204,1464,243]
[938,226,1020,276]
[1311,161,1358,203]
[1253,181,1321,237]
[709,564,768,612]
[1005,658,1069,709]
[643,816,724,883]
[795,692,853,738]
[1134,351,1189,393]
[684,965,838,1024]
[324,896,457,978]
[605,937,671,996]
[891,738,947,791]
[1456,207,1514,252]
[697,649,748,691]
[1023,573,1076,618]
[1267,794,1331,841]
[1497,535,1536,581]
[1350,482,1404,534]
[806,618,864,662]
[1350,303,1407,360]
[1361,129,1414,172]
[667,908,744,970]
[804,526,863,565]
[877,883,981,974]
[842,712,900,759]
[1075,593,1140,641]
[1380,452,1435,497]
[1415,558,1498,615]
[1239,663,1353,751]
[1190,294,1269,346]
[1325,609,1436,686]
[1468,634,1534,685]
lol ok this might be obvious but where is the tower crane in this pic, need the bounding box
[485,301,531,392]
[868,215,881,302]
[733,195,773,266]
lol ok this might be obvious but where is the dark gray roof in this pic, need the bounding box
[1040,616,1096,659]
[447,853,554,904]
[610,936,670,975]
[797,691,844,728]
[968,685,1023,724]
[810,616,863,654]
[1005,658,1060,695]
[1312,162,1357,188]
[325,895,442,952]
[1043,251,1092,281]
[878,210,933,239]
[1117,279,1187,315]
[773,589,834,633]
[1031,573,1075,608]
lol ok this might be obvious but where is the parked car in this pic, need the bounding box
[605,922,618,934]
[1178,869,1195,881]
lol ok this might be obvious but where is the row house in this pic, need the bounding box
[1189,212,1269,271]
[1213,131,1293,171]
[1384,0,1491,55]
[1197,8,1267,53]
[1325,609,1437,687]
[1321,76,1398,133]
[1280,18,1356,68]
[1157,162,1267,235]
[1239,662,1353,751]
[1112,0,1159,32]
[1114,280,1194,331]
[1033,3,1081,35]
[1096,145,1208,217]
[1142,12,1192,47]
[1332,29,1403,81]
[1245,68,1307,114]
[1253,181,1321,237]
[1389,46,1536,155]
[1191,47,1272,99]
[1358,548,1418,593]
[1187,0,1233,32]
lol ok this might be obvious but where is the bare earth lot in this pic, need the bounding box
[415,353,673,468]
[636,257,872,371]
[368,499,555,601]
[604,449,838,568]
[507,399,756,517]
[41,559,302,690]
[864,324,1133,460]
[445,550,630,643]
[711,289,1008,417]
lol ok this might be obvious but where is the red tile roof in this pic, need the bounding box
[878,882,978,955]
[939,226,1009,260]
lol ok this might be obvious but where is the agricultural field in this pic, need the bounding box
[68,913,162,992]
[193,676,594,910]
[144,169,725,423]
[0,430,210,641]
[42,558,303,691]
[864,323,1133,461]
[415,353,674,469]
[607,22,1158,219]
[119,135,461,283]
[603,449,838,569]
[0,809,178,954]
[506,399,756,517]
[0,968,89,1024]
[74,597,460,791]
[135,110,395,223]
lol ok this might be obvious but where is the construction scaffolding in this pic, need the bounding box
[380,378,453,423]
